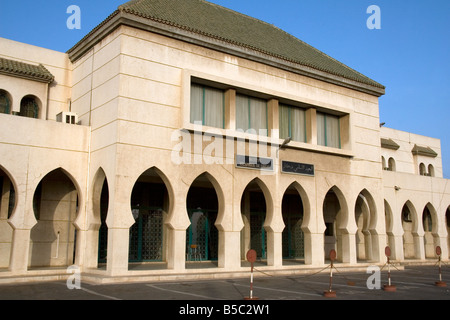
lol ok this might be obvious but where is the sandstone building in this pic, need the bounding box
[0,0,448,283]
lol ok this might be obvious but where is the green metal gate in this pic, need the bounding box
[186,209,218,261]
[129,206,163,262]
[282,212,304,259]
[250,211,267,259]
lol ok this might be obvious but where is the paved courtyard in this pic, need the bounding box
[1,265,449,301]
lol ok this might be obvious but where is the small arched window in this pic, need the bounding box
[0,90,11,114]
[419,163,426,176]
[381,156,387,170]
[20,96,39,119]
[388,157,396,172]
[428,164,435,177]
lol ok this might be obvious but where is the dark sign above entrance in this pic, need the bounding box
[236,155,273,171]
[281,160,314,176]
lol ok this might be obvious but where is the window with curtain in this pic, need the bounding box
[317,112,340,148]
[190,84,224,129]
[20,97,39,119]
[236,94,267,136]
[279,104,306,142]
[0,90,10,114]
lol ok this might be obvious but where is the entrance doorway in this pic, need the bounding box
[241,180,267,262]
[186,173,219,262]
[129,168,169,263]
[282,187,304,260]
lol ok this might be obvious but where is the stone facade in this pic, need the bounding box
[0,2,448,283]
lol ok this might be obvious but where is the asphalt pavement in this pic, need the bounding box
[0,265,448,317]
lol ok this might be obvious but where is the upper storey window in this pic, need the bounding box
[236,94,267,136]
[20,96,39,119]
[317,112,340,149]
[279,104,306,143]
[190,84,224,129]
[0,90,11,114]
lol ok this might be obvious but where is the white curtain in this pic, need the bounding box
[249,97,267,136]
[317,112,340,148]
[190,84,224,128]
[279,105,290,139]
[317,112,326,146]
[236,94,249,132]
[190,84,203,124]
[204,86,224,128]
[291,107,306,142]
[326,114,340,148]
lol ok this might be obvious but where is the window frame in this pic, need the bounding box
[236,93,268,136]
[317,112,341,149]
[279,104,306,143]
[190,83,225,129]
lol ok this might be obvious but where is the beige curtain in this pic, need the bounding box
[190,84,224,128]
[317,112,340,148]
[236,94,267,135]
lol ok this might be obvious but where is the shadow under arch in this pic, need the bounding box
[239,177,274,265]
[281,181,310,264]
[128,166,174,266]
[90,167,109,265]
[0,165,16,269]
[401,200,419,259]
[30,167,80,268]
[446,206,450,259]
[422,202,438,259]
[384,199,395,254]
[354,188,378,262]
[0,165,17,220]
[322,185,349,262]
[185,172,224,264]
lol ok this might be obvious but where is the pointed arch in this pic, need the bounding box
[91,167,109,265]
[401,200,418,259]
[423,202,437,258]
[0,165,16,268]
[240,178,274,264]
[0,165,17,220]
[128,166,173,265]
[185,171,224,264]
[322,185,349,262]
[384,199,394,247]
[354,189,378,261]
[30,168,80,268]
[281,182,309,263]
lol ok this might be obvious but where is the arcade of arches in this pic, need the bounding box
[1,166,449,274]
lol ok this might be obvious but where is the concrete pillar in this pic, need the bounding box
[303,232,324,266]
[106,227,130,276]
[9,229,31,273]
[339,232,357,264]
[218,230,241,269]
[266,231,282,267]
[167,228,186,271]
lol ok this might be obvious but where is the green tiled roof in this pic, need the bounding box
[119,0,384,89]
[0,57,54,83]
[68,0,385,95]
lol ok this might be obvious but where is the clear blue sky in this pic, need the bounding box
[1,0,449,178]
